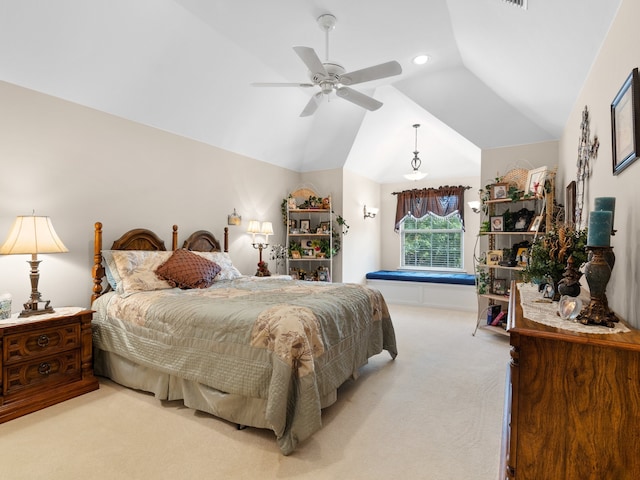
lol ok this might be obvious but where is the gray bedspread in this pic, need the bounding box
[92,277,397,454]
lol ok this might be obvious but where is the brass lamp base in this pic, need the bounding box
[20,299,55,318]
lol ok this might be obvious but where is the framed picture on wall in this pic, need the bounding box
[612,67,640,175]
[565,181,576,226]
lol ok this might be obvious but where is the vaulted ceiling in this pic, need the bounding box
[0,1,621,182]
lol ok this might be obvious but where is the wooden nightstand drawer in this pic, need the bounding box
[0,308,99,424]
[4,323,80,364]
[4,350,81,398]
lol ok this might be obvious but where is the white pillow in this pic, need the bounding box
[192,251,242,280]
[111,250,174,296]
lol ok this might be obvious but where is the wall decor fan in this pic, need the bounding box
[252,13,402,117]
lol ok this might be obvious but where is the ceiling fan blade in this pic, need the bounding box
[339,61,402,86]
[300,92,323,117]
[251,82,314,88]
[336,87,382,111]
[293,46,328,79]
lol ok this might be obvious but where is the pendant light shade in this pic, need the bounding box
[403,124,427,181]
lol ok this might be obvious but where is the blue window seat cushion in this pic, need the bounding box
[366,270,476,286]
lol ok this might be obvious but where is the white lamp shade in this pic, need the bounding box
[0,216,68,255]
[260,222,274,235]
[247,220,261,234]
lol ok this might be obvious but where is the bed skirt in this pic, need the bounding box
[94,348,338,430]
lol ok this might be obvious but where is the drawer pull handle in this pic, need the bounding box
[37,334,50,347]
[38,362,51,375]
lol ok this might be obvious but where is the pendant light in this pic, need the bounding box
[403,124,427,181]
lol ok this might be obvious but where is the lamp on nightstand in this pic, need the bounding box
[0,214,68,317]
[247,220,273,277]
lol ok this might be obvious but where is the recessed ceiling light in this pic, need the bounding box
[412,54,430,65]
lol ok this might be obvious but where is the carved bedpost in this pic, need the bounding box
[172,225,178,251]
[224,227,229,253]
[91,222,105,304]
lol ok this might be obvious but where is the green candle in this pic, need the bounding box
[587,210,612,246]
[594,197,615,231]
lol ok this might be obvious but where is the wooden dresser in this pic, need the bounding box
[0,309,99,423]
[501,283,640,480]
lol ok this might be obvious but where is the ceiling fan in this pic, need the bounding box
[252,13,402,117]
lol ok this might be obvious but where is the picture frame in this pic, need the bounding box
[299,219,310,232]
[516,247,529,267]
[512,207,535,232]
[492,278,507,296]
[565,181,576,227]
[490,215,504,232]
[529,215,543,232]
[491,182,509,200]
[291,250,301,259]
[319,221,330,233]
[525,166,548,197]
[303,248,315,257]
[486,250,503,266]
[611,68,640,175]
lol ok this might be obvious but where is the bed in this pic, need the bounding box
[90,222,397,455]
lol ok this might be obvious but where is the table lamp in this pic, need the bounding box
[0,215,68,317]
[247,220,273,276]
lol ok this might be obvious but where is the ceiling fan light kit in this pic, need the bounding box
[252,13,402,117]
[403,124,428,181]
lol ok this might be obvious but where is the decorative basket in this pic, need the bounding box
[502,168,529,192]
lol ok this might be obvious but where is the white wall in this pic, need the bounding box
[380,175,481,274]
[558,0,638,327]
[0,81,299,310]
[341,169,381,284]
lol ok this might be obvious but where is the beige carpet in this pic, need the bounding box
[0,304,509,480]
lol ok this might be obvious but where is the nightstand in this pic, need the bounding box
[0,307,99,423]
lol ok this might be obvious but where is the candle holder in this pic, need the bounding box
[576,246,618,327]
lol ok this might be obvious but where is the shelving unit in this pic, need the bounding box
[474,173,554,336]
[286,188,333,282]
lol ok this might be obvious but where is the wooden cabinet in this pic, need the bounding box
[501,283,640,479]
[0,309,99,423]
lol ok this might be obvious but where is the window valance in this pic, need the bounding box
[393,185,470,232]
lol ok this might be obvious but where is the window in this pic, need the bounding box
[400,211,463,270]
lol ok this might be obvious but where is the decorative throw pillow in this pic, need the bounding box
[155,249,221,289]
[112,250,174,296]
[192,251,242,280]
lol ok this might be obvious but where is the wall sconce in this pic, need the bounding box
[247,220,273,276]
[363,205,379,219]
[0,214,68,317]
[467,201,481,214]
[227,208,241,226]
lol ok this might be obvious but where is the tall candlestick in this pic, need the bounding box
[587,210,612,246]
[594,197,616,233]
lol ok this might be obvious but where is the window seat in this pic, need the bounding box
[365,270,477,312]
[365,270,476,285]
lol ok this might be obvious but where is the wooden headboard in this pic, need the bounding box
[91,222,229,303]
